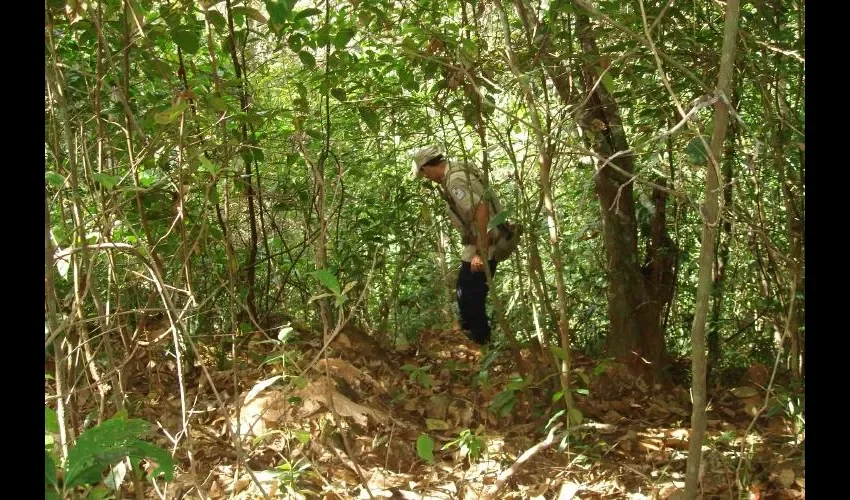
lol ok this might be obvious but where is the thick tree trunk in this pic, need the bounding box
[573,10,672,379]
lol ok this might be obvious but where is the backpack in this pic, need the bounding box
[438,162,523,262]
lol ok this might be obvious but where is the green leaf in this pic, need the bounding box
[206,10,227,29]
[93,173,119,190]
[171,27,200,54]
[487,210,511,231]
[334,27,356,49]
[358,107,380,134]
[131,441,175,480]
[330,88,347,102]
[292,429,311,444]
[575,388,590,396]
[154,101,189,124]
[232,6,267,23]
[287,34,304,52]
[45,451,58,488]
[87,485,110,500]
[64,419,174,488]
[600,71,615,94]
[552,391,564,402]
[549,345,566,361]
[46,172,65,188]
[294,8,321,20]
[208,96,227,112]
[111,408,129,421]
[45,407,59,433]
[139,170,157,187]
[568,407,583,426]
[312,269,341,295]
[416,434,435,463]
[298,50,316,69]
[686,136,710,165]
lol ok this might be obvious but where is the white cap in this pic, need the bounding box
[410,145,444,178]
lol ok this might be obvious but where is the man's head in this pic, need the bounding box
[411,145,447,182]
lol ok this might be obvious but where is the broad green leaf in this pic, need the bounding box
[171,27,200,54]
[206,10,227,29]
[288,34,304,53]
[87,486,109,500]
[46,172,65,188]
[334,27,356,49]
[294,8,321,20]
[154,101,189,124]
[416,434,435,463]
[45,451,57,487]
[330,88,347,102]
[208,96,227,112]
[139,170,157,188]
[486,210,511,231]
[64,418,173,488]
[111,408,129,420]
[549,345,567,361]
[45,407,59,433]
[460,38,477,59]
[601,71,615,94]
[198,157,220,174]
[552,391,564,402]
[130,441,174,481]
[232,6,267,23]
[265,0,291,25]
[93,173,119,190]
[358,107,379,134]
[298,50,316,69]
[312,269,341,295]
[686,136,710,165]
[575,388,590,396]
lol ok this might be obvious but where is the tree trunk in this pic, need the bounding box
[572,9,671,380]
[708,89,739,387]
[685,0,740,496]
[225,0,259,322]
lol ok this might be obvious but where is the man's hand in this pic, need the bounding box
[471,254,485,272]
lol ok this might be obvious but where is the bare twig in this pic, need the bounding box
[482,423,564,499]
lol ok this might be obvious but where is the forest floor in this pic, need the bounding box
[122,325,804,499]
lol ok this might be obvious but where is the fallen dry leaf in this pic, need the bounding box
[297,379,388,426]
[557,481,580,500]
[426,418,450,430]
[778,468,795,488]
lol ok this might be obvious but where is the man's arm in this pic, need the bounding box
[473,200,490,271]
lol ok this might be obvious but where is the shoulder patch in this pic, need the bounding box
[451,186,467,201]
